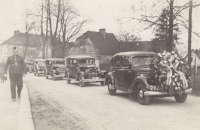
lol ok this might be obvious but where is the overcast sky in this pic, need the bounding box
[0,0,200,49]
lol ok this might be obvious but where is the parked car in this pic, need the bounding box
[33,59,45,76]
[65,55,107,87]
[105,51,192,105]
[45,58,66,80]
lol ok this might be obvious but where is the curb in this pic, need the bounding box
[17,83,35,130]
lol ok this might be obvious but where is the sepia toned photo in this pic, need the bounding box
[0,0,200,130]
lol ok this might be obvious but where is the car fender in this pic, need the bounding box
[105,72,115,85]
[128,76,150,93]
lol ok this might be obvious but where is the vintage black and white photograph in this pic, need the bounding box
[0,0,200,130]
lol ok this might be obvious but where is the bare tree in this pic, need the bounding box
[23,9,35,59]
[58,0,87,58]
[124,0,200,52]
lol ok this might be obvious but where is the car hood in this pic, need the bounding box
[79,64,96,68]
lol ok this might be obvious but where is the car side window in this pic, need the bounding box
[111,56,121,68]
[121,57,130,68]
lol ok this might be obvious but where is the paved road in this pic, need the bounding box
[24,74,200,130]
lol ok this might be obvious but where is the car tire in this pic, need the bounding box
[107,78,116,95]
[174,93,187,103]
[129,93,137,100]
[100,81,105,86]
[52,75,56,81]
[34,73,36,76]
[137,83,150,105]
[67,79,71,84]
[46,76,48,79]
[79,75,85,87]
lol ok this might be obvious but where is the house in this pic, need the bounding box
[0,30,51,63]
[68,29,167,70]
[183,49,200,75]
[68,29,120,70]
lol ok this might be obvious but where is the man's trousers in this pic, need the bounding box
[9,74,23,99]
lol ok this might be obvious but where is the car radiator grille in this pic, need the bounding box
[59,67,66,72]
[137,71,149,77]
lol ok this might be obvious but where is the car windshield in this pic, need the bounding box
[38,61,45,66]
[78,59,95,64]
[131,56,154,67]
[52,61,64,64]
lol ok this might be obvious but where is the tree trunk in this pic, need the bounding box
[168,0,174,52]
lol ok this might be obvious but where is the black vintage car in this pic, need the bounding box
[45,58,66,80]
[65,55,107,87]
[105,51,192,105]
[33,59,45,76]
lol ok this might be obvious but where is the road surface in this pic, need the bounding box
[24,74,200,130]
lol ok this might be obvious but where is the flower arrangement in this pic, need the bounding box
[150,50,191,95]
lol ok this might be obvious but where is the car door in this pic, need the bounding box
[67,59,77,77]
[120,57,134,90]
[112,56,123,90]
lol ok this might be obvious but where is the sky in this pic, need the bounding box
[0,0,200,49]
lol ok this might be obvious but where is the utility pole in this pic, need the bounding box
[188,0,192,69]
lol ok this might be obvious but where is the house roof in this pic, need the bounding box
[113,51,156,57]
[76,31,166,55]
[1,32,48,47]
[65,55,94,59]
[76,31,120,55]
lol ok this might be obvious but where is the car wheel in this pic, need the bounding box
[129,93,137,100]
[137,83,150,105]
[46,75,48,79]
[174,93,187,103]
[107,78,116,95]
[52,75,56,81]
[100,81,105,86]
[79,75,85,87]
[34,73,36,76]
[67,79,71,84]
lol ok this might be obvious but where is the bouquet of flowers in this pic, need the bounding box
[150,50,191,95]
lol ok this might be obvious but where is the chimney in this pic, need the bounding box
[99,28,106,39]
[14,30,20,35]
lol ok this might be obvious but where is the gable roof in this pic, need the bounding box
[76,31,120,55]
[1,32,48,47]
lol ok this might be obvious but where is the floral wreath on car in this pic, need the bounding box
[150,50,191,95]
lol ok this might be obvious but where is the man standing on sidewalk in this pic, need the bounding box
[4,47,27,101]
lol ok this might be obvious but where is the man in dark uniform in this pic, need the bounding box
[4,47,27,101]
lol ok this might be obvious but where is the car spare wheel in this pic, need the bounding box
[137,83,150,105]
[79,75,85,87]
[107,78,116,95]
[174,93,187,103]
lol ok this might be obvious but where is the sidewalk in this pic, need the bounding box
[0,80,35,130]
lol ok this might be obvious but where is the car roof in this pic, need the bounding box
[113,51,156,57]
[65,55,95,59]
[45,58,65,61]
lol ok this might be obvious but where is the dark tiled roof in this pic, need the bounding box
[119,41,167,53]
[76,31,120,55]
[1,33,46,47]
[76,31,166,55]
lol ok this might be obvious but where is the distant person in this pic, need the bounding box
[0,62,5,83]
[4,47,27,101]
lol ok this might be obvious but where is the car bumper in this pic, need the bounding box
[83,78,105,83]
[144,88,193,96]
[54,73,65,78]
[38,71,45,74]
